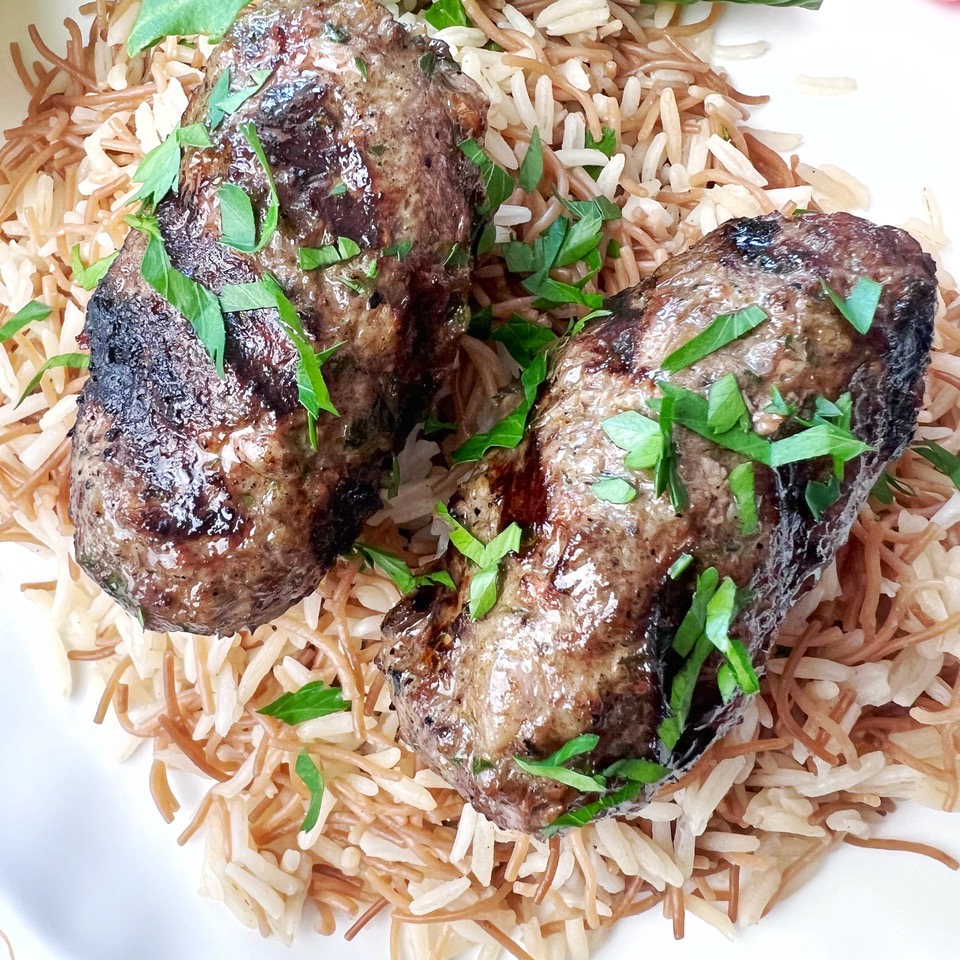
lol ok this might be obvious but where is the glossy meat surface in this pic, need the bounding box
[71,0,484,634]
[380,212,936,833]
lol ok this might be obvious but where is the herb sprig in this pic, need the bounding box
[435,503,522,619]
[258,681,350,725]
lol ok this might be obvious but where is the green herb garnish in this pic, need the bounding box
[299,237,361,270]
[668,553,693,580]
[354,56,368,80]
[219,276,340,434]
[805,475,841,521]
[602,411,663,469]
[131,123,212,209]
[452,352,548,463]
[514,734,605,793]
[591,477,637,504]
[239,122,280,250]
[16,353,89,407]
[0,300,51,343]
[820,276,883,335]
[728,462,759,536]
[424,0,472,29]
[518,127,543,194]
[258,681,350,725]
[382,239,413,260]
[208,67,271,129]
[127,0,255,55]
[707,373,749,434]
[870,471,914,505]
[295,749,324,833]
[128,213,226,375]
[459,138,515,215]
[435,502,522,619]
[70,246,118,291]
[914,440,960,491]
[661,304,768,374]
[490,315,556,368]
[354,543,455,595]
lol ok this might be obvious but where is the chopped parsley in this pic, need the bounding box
[299,237,361,270]
[805,474,841,521]
[452,352,548,463]
[219,276,340,440]
[423,0,472,30]
[207,67,271,129]
[354,56,368,81]
[238,122,280,250]
[660,304,769,374]
[131,123,212,209]
[706,373,750,434]
[490,315,556,368]
[668,553,693,580]
[870,471,914,505]
[258,681,350,725]
[459,138,515,215]
[382,239,413,260]
[0,300,51,343]
[591,477,637,504]
[70,246,118,291]
[295,750,324,833]
[354,542,455,594]
[820,276,883,335]
[518,127,543,194]
[16,353,89,408]
[914,440,960,491]
[127,213,226,375]
[435,502,522,619]
[127,0,254,55]
[514,734,605,794]
[728,461,759,535]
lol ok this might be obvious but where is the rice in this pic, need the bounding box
[1,1,959,957]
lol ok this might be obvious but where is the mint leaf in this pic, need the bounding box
[258,681,349,725]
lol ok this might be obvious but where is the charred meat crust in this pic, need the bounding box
[379,212,936,834]
[70,0,486,635]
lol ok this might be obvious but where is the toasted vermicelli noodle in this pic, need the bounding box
[1,1,959,956]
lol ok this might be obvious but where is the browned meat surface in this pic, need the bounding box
[379,212,936,834]
[70,0,485,634]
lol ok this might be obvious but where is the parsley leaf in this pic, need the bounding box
[661,304,769,374]
[914,440,960,491]
[258,680,350,725]
[208,67,271,129]
[435,503,522,619]
[451,352,548,463]
[653,395,687,514]
[728,462,759,536]
[382,239,413,260]
[0,301,51,343]
[129,213,226,375]
[707,373,749,434]
[668,553,693,580]
[354,543,455,594]
[871,471,914,505]
[766,385,797,418]
[354,56,368,81]
[127,0,255,55]
[70,246,118,291]
[459,138,515,214]
[820,276,883,335]
[299,238,361,270]
[131,123,212,209]
[424,0,472,29]
[217,184,257,252]
[490,315,556,368]
[601,411,662,469]
[219,276,339,429]
[602,758,668,784]
[518,127,543,194]
[295,750,324,833]
[239,122,280,250]
[514,734,605,793]
[672,567,719,657]
[16,353,89,408]
[658,632,713,752]
[769,423,872,467]
[542,781,642,838]
[805,475,841,521]
[704,577,759,695]
[591,477,637,504]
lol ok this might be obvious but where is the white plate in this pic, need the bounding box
[2,2,959,958]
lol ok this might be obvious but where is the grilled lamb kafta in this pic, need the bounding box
[70,0,485,634]
[380,212,936,834]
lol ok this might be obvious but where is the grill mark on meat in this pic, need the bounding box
[379,212,937,834]
[70,0,485,634]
